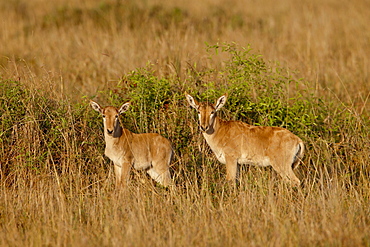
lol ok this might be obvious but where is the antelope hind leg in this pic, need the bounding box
[147,167,171,187]
[271,163,301,187]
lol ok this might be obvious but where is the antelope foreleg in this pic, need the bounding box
[225,156,238,182]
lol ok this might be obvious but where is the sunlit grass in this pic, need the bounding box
[0,0,369,246]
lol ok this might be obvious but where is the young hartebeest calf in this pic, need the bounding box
[186,93,304,186]
[90,100,173,187]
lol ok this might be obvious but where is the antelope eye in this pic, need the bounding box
[115,115,119,119]
[102,115,106,118]
[211,111,215,115]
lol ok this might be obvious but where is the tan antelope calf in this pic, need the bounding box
[90,100,173,187]
[186,93,304,186]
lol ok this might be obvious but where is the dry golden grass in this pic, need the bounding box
[1,0,369,109]
[0,0,369,246]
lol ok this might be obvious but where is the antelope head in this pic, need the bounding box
[186,93,227,134]
[90,100,130,138]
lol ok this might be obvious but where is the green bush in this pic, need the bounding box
[0,81,106,183]
[183,43,325,136]
[1,43,368,188]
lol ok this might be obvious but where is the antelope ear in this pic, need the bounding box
[214,94,228,111]
[90,100,102,113]
[185,93,199,109]
[118,102,130,114]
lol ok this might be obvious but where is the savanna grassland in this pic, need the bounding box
[0,0,369,246]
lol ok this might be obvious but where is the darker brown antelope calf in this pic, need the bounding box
[91,100,173,187]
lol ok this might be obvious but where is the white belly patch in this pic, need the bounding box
[238,156,270,167]
[214,151,226,164]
